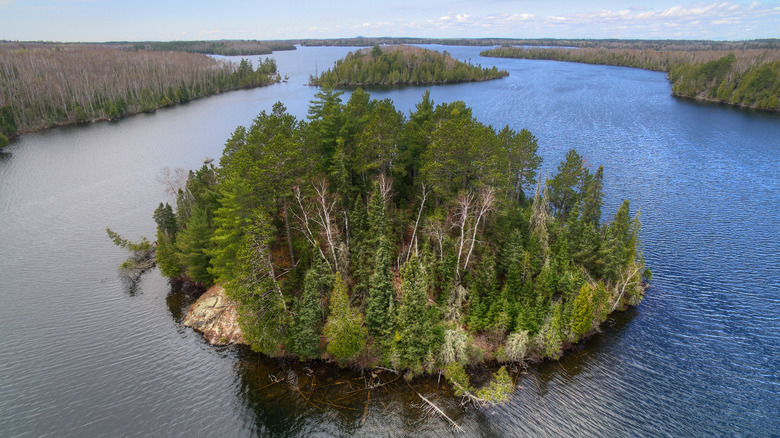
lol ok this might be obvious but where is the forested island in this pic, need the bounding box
[0,42,281,145]
[481,45,780,111]
[140,90,649,402]
[309,45,508,87]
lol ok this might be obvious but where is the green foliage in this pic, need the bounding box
[106,228,155,280]
[485,47,780,111]
[396,255,442,368]
[155,229,182,278]
[365,236,395,336]
[291,258,330,359]
[175,206,214,284]
[311,45,508,87]
[0,133,8,148]
[148,90,647,378]
[440,324,470,365]
[475,366,513,404]
[0,105,16,136]
[153,203,177,238]
[501,330,530,362]
[444,362,474,397]
[549,149,588,221]
[570,283,595,337]
[536,300,565,359]
[225,210,290,356]
[324,273,368,361]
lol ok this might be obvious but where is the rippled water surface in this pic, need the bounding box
[1,46,778,437]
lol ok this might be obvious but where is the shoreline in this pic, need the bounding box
[1,80,281,144]
[480,51,780,113]
[182,279,649,376]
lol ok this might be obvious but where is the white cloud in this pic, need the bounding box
[248,1,778,40]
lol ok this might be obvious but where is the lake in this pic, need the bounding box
[0,45,778,437]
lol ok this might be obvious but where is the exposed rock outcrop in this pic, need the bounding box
[183,284,245,345]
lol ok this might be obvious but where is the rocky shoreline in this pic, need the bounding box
[183,284,245,345]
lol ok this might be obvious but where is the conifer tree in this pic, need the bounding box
[397,255,440,368]
[324,273,367,361]
[175,206,214,284]
[366,236,395,336]
[571,283,595,337]
[581,165,604,226]
[226,210,290,355]
[549,149,588,221]
[291,258,330,359]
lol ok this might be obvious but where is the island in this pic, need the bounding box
[309,45,508,87]
[134,89,649,404]
[0,41,283,146]
[481,41,780,111]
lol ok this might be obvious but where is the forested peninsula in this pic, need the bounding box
[309,45,508,87]
[0,42,281,145]
[128,40,296,56]
[146,90,649,400]
[481,44,780,111]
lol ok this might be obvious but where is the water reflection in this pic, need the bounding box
[167,275,640,437]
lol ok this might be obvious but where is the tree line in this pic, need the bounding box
[296,37,778,51]
[148,89,649,397]
[309,45,508,88]
[128,40,296,56]
[0,44,281,138]
[481,46,780,110]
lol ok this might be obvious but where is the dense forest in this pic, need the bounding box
[128,40,296,56]
[481,46,780,110]
[148,89,649,398]
[0,44,280,140]
[309,45,508,87]
[297,37,779,50]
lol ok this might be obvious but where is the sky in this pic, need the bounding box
[0,0,778,42]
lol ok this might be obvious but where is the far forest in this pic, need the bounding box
[309,45,508,87]
[128,40,296,56]
[481,46,780,111]
[0,42,281,144]
[144,89,649,401]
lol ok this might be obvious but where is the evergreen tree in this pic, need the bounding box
[175,205,214,284]
[396,255,440,368]
[225,210,290,356]
[155,230,182,278]
[291,258,330,359]
[365,236,395,336]
[581,165,604,226]
[570,283,594,337]
[324,273,367,361]
[153,202,177,238]
[548,149,588,221]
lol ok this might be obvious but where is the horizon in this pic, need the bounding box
[0,0,778,43]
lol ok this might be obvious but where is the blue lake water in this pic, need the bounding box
[0,45,778,437]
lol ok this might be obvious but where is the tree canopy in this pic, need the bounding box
[151,90,649,389]
[310,45,508,87]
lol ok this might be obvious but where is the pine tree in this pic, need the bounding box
[570,283,594,337]
[291,258,330,359]
[548,149,588,221]
[324,273,367,361]
[366,236,395,336]
[153,202,177,238]
[396,255,440,368]
[175,205,214,284]
[155,230,182,278]
[225,210,290,356]
[581,165,604,226]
